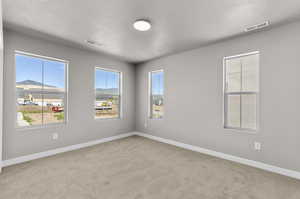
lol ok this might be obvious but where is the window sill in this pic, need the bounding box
[149,117,164,120]
[224,126,258,134]
[94,117,122,121]
[16,122,67,131]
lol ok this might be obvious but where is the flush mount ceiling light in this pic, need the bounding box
[133,19,151,31]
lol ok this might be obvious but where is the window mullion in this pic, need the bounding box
[226,91,257,95]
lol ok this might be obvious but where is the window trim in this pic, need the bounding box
[14,50,69,130]
[222,51,260,133]
[94,67,122,120]
[148,69,164,119]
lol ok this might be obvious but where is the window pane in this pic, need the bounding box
[226,94,240,128]
[44,60,66,91]
[17,94,43,126]
[225,58,241,92]
[16,54,43,127]
[95,69,120,119]
[16,53,67,127]
[95,95,120,119]
[241,54,259,92]
[151,71,164,119]
[241,94,257,129]
[43,60,66,124]
[42,92,65,124]
[151,95,164,119]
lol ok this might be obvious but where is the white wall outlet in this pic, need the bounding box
[144,122,147,128]
[254,142,261,151]
[52,133,59,140]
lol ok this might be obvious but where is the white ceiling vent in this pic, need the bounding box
[245,21,270,32]
[85,40,103,47]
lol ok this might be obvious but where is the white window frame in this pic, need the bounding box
[223,51,260,132]
[15,50,69,129]
[94,67,122,120]
[148,69,164,119]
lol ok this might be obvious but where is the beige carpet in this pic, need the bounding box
[0,136,300,199]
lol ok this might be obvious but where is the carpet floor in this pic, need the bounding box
[0,136,300,199]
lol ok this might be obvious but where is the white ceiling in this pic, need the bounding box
[3,0,300,63]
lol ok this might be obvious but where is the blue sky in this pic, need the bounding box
[95,69,119,89]
[16,54,66,88]
[152,71,164,95]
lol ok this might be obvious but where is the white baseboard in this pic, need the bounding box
[133,132,300,180]
[2,132,135,167]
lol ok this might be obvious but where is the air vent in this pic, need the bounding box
[245,21,270,32]
[85,40,102,47]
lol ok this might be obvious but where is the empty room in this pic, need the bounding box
[1,0,300,198]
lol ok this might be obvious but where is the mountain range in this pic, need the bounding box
[16,80,56,88]
[17,80,119,95]
[96,88,119,95]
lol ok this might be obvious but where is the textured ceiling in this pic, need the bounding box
[3,0,300,63]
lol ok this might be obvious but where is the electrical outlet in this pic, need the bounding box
[52,133,59,140]
[144,122,147,128]
[254,142,261,151]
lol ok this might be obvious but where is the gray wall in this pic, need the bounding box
[0,0,3,166]
[136,21,300,172]
[3,29,135,160]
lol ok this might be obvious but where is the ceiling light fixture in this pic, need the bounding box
[133,19,151,31]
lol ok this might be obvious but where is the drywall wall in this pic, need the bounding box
[0,0,3,169]
[3,29,135,160]
[136,21,300,172]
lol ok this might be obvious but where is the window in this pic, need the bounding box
[15,52,67,127]
[95,68,121,119]
[224,52,259,131]
[149,70,164,119]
